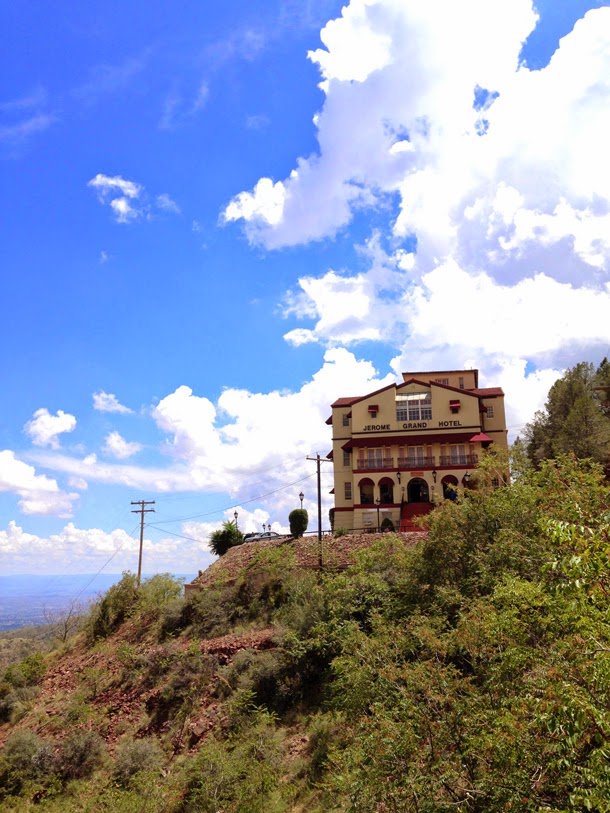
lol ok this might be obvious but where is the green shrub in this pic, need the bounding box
[334,527,349,537]
[56,730,105,780]
[113,738,163,786]
[4,653,46,688]
[0,730,54,798]
[157,598,186,639]
[86,572,139,641]
[180,706,284,813]
[179,587,231,639]
[288,508,309,538]
[139,574,183,616]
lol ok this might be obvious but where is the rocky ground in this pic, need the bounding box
[188,530,425,590]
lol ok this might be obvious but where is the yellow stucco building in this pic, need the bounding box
[327,369,507,531]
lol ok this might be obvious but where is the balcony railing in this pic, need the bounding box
[397,456,435,468]
[439,454,478,466]
[356,457,394,469]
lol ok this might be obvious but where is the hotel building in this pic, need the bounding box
[327,369,507,531]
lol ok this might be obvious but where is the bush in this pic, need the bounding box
[113,738,163,786]
[4,653,46,688]
[87,572,139,641]
[56,730,105,780]
[0,730,55,799]
[179,587,231,639]
[334,528,349,537]
[139,573,183,616]
[289,508,309,538]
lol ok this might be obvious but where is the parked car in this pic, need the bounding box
[244,531,284,543]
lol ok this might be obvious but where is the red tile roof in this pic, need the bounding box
[471,387,504,396]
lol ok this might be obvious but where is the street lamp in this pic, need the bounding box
[262,523,266,532]
[375,498,381,532]
[463,472,471,487]
[299,491,304,509]
[432,469,437,483]
[233,510,238,529]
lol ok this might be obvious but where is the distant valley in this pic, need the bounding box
[0,574,194,630]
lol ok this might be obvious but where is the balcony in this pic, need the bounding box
[439,454,478,466]
[356,456,394,470]
[397,456,436,468]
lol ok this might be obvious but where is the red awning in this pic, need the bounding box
[325,415,332,425]
[367,404,379,412]
[342,432,477,449]
[449,400,461,407]
[469,432,492,443]
[329,488,335,494]
[326,450,334,460]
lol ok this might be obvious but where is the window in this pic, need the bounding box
[435,377,449,385]
[342,413,350,426]
[459,377,465,389]
[359,480,375,504]
[486,404,494,418]
[365,448,383,468]
[344,482,352,500]
[408,446,425,466]
[343,449,351,467]
[396,392,432,421]
[450,444,466,465]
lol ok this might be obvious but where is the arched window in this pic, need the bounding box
[358,477,375,504]
[378,477,394,504]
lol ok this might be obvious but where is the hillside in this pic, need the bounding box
[1,451,610,812]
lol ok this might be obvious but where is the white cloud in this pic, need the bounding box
[0,451,78,517]
[93,391,133,414]
[24,408,76,449]
[0,520,201,576]
[88,173,143,223]
[103,431,142,460]
[27,350,384,529]
[88,173,141,199]
[223,0,610,432]
[156,193,181,213]
[223,176,287,230]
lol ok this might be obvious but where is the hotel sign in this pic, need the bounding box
[362,420,462,431]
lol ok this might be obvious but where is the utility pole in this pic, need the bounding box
[131,500,155,586]
[306,454,331,570]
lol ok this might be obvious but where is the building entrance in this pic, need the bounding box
[407,477,429,503]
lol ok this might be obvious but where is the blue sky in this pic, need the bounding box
[1,0,608,576]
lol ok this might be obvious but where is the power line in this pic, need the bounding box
[151,472,316,526]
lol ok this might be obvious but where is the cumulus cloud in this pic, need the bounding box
[93,391,133,414]
[225,0,610,429]
[0,520,204,576]
[28,350,383,526]
[24,408,76,449]
[103,431,142,460]
[0,451,78,517]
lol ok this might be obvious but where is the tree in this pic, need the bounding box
[43,598,84,644]
[209,521,243,557]
[288,508,308,537]
[523,361,610,469]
